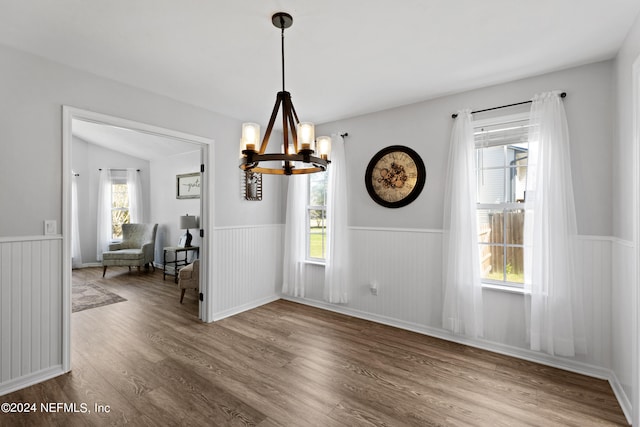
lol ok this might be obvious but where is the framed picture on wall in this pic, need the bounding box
[176,172,200,199]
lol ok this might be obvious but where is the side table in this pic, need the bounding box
[163,246,199,283]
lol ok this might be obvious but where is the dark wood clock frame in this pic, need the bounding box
[365,145,426,208]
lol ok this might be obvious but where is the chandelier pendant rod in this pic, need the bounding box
[280,21,286,93]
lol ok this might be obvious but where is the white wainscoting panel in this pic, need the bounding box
[575,236,613,368]
[211,225,283,320]
[346,228,443,327]
[299,228,614,370]
[0,236,62,393]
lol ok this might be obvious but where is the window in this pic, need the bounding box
[111,179,130,240]
[475,114,529,288]
[307,172,328,261]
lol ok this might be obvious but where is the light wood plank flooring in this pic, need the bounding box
[0,267,628,426]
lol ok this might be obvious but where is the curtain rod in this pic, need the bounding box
[451,92,567,119]
[98,168,141,171]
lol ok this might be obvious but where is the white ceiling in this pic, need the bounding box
[2,0,640,128]
[73,119,200,161]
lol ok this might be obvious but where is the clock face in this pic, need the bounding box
[365,145,426,208]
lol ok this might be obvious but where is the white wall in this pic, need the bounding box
[317,61,613,236]
[72,136,151,264]
[0,43,285,235]
[150,150,202,263]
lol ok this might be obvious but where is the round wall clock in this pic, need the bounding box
[365,145,426,208]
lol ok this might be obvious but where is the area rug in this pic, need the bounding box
[72,282,127,313]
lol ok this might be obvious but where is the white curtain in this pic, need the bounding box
[71,173,82,269]
[282,173,307,297]
[127,169,144,223]
[442,109,483,338]
[324,134,349,303]
[524,91,586,356]
[96,169,112,261]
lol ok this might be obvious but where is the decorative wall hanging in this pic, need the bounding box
[365,145,426,208]
[243,171,262,201]
[176,172,200,199]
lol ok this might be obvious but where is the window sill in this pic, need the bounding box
[304,260,326,267]
[481,282,526,295]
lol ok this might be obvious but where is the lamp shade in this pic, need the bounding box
[179,215,198,229]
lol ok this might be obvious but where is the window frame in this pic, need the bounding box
[473,112,530,291]
[306,171,328,263]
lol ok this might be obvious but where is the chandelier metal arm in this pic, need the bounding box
[282,96,290,154]
[283,95,299,153]
[259,92,283,154]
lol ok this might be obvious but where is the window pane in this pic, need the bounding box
[477,145,505,168]
[309,172,327,206]
[505,246,524,284]
[112,183,129,208]
[480,244,503,282]
[506,147,528,202]
[505,210,525,245]
[308,208,326,259]
[111,183,130,239]
[477,169,505,204]
[477,208,524,285]
[480,245,524,284]
[111,209,130,240]
[477,209,492,242]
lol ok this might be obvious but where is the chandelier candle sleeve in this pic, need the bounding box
[297,122,315,151]
[316,136,331,160]
[241,123,260,152]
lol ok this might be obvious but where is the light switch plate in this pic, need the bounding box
[44,220,57,235]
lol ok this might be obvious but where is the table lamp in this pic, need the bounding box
[179,214,198,247]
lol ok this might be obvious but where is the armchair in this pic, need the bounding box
[102,223,158,277]
[177,259,199,303]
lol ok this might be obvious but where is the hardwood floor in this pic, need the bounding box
[0,267,628,426]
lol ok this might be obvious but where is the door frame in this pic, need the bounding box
[61,106,215,373]
[633,55,640,427]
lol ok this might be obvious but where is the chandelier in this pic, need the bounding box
[239,12,331,175]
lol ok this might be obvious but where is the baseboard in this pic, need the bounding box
[609,371,633,425]
[211,295,280,322]
[0,366,65,397]
[281,296,615,380]
[76,262,102,268]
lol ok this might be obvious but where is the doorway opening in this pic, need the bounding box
[61,106,214,373]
